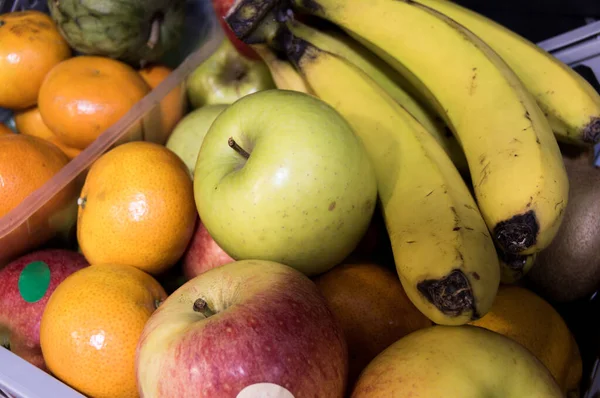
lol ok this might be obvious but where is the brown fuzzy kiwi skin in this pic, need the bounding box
[526,144,600,303]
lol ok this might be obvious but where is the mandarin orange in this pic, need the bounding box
[0,11,71,110]
[14,107,80,159]
[138,64,186,143]
[40,264,167,398]
[38,56,150,150]
[77,141,196,275]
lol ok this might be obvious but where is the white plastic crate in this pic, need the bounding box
[537,18,600,82]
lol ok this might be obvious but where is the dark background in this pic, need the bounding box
[454,0,600,43]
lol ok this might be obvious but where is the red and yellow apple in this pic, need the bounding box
[182,217,235,280]
[136,259,348,397]
[0,249,89,370]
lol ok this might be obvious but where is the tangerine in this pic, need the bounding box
[14,106,80,159]
[0,134,78,262]
[470,285,582,396]
[77,141,196,275]
[38,56,150,150]
[39,264,167,398]
[0,134,70,218]
[138,64,186,143]
[314,262,432,386]
[0,11,71,110]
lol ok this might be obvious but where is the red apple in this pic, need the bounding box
[212,0,260,60]
[182,217,235,280]
[136,259,348,397]
[0,249,89,371]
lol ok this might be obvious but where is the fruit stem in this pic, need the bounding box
[228,137,251,159]
[193,298,216,318]
[147,17,161,50]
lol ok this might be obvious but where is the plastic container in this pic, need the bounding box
[0,1,224,396]
[0,0,224,267]
[536,19,600,167]
[537,19,600,81]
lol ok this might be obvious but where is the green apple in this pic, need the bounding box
[166,104,228,175]
[185,38,276,109]
[194,89,378,276]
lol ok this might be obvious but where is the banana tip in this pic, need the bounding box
[417,269,479,319]
[583,117,600,144]
[493,210,539,254]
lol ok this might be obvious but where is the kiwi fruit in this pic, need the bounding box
[526,144,600,303]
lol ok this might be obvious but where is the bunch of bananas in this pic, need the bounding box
[224,0,600,325]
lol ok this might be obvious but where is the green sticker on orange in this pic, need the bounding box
[18,261,51,303]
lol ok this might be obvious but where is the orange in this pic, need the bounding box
[38,56,151,150]
[39,264,167,398]
[14,107,81,159]
[470,285,582,396]
[0,134,70,218]
[313,262,433,387]
[77,141,197,275]
[0,124,12,135]
[0,11,71,110]
[138,64,186,143]
[0,134,78,263]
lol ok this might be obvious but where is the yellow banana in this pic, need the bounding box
[285,19,469,174]
[251,43,314,94]
[226,0,569,255]
[413,0,600,145]
[283,35,499,325]
[497,250,537,284]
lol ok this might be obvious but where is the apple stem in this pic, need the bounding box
[228,137,250,159]
[193,298,216,318]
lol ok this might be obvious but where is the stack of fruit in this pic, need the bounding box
[2,0,600,397]
[0,0,191,263]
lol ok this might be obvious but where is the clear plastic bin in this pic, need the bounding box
[0,0,224,396]
[0,0,224,267]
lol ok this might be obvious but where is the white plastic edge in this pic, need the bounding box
[0,347,85,398]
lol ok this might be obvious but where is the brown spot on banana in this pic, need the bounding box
[493,210,539,254]
[583,117,600,143]
[416,269,478,319]
[469,67,477,95]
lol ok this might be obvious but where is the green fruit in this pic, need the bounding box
[185,38,276,109]
[47,0,185,66]
[194,89,378,276]
[166,104,228,175]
